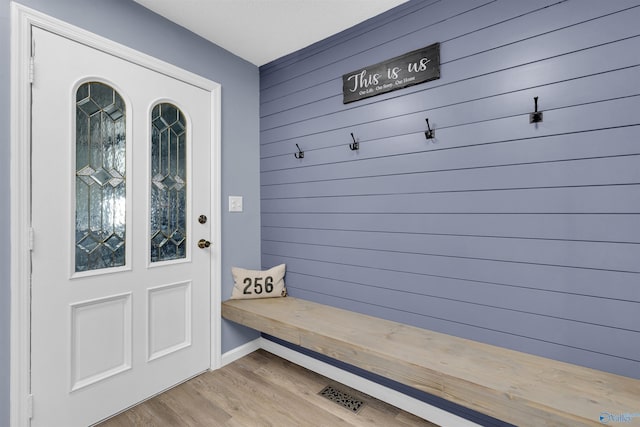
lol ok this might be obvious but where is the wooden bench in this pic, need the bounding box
[222,297,640,427]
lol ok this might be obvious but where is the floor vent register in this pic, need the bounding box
[318,385,366,414]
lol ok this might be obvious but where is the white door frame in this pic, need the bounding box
[10,4,222,426]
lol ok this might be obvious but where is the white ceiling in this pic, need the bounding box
[133,0,408,66]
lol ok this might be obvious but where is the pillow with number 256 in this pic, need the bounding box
[230,264,287,300]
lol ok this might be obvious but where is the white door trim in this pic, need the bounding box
[10,4,222,426]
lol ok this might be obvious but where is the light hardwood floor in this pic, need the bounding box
[97,349,438,426]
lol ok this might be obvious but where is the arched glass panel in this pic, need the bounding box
[150,103,187,262]
[75,82,127,272]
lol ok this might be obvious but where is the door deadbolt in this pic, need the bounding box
[198,215,207,224]
[198,239,211,249]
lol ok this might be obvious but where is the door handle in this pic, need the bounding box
[198,239,211,249]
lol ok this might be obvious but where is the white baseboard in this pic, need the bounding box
[255,337,481,427]
[220,338,262,367]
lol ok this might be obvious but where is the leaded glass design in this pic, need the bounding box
[75,82,126,272]
[150,103,187,262]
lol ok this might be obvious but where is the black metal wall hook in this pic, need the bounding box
[349,133,359,151]
[294,143,304,159]
[425,118,435,139]
[529,96,543,123]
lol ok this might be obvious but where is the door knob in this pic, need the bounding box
[198,239,211,249]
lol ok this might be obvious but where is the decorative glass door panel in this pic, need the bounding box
[75,82,127,272]
[150,103,188,262]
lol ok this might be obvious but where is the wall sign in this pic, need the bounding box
[342,43,440,104]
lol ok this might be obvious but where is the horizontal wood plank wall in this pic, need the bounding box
[259,0,640,380]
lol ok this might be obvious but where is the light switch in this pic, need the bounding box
[229,196,243,212]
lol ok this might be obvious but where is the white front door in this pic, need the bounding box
[30,26,214,426]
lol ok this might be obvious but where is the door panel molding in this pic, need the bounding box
[147,281,192,362]
[10,4,222,426]
[70,292,133,392]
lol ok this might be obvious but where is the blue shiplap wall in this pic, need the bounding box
[260,0,640,380]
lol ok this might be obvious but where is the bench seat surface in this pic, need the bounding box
[222,297,639,427]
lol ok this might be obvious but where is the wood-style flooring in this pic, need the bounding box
[97,349,438,426]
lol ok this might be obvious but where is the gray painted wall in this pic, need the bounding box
[1,0,261,424]
[260,0,640,379]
